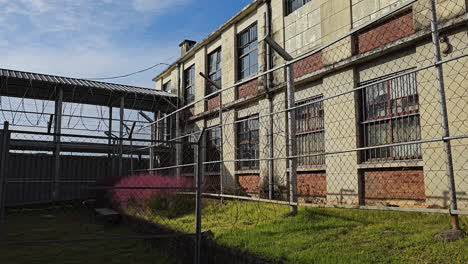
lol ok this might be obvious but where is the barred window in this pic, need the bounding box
[207,48,222,95]
[182,131,195,174]
[238,23,258,80]
[184,65,195,104]
[160,113,174,144]
[285,0,312,16]
[205,126,221,172]
[236,115,259,170]
[162,81,171,93]
[360,71,422,162]
[295,96,325,166]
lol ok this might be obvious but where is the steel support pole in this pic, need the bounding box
[286,65,298,216]
[53,88,63,201]
[219,89,225,203]
[108,107,113,158]
[0,122,10,239]
[176,64,183,177]
[108,107,113,177]
[268,99,274,200]
[264,36,297,215]
[428,0,460,230]
[149,112,156,171]
[130,139,134,175]
[119,96,124,177]
[194,129,205,264]
[199,72,225,202]
[265,2,275,201]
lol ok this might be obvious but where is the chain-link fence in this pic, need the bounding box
[0,77,201,262]
[139,0,466,262]
[0,0,467,263]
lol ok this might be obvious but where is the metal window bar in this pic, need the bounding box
[295,96,325,166]
[360,70,421,161]
[236,115,260,170]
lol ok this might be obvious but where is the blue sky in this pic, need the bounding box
[0,0,253,88]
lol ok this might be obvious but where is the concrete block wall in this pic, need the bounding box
[284,0,322,56]
[320,0,353,65]
[323,69,360,205]
[352,0,406,28]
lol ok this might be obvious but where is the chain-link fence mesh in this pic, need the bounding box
[0,0,467,263]
[138,0,467,261]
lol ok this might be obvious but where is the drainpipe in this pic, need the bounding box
[265,0,274,200]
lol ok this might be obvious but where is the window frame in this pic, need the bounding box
[236,114,260,170]
[182,126,196,174]
[295,95,325,166]
[360,70,422,162]
[184,65,196,105]
[237,23,258,80]
[162,81,172,93]
[205,126,221,172]
[207,48,222,95]
[285,0,312,16]
[160,113,174,144]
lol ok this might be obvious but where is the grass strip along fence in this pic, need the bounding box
[106,174,468,264]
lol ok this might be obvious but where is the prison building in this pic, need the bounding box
[152,0,468,209]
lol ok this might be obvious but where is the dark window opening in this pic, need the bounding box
[162,81,172,93]
[236,115,259,170]
[360,70,422,162]
[184,65,195,105]
[205,126,221,172]
[295,95,325,166]
[285,0,312,16]
[207,48,222,95]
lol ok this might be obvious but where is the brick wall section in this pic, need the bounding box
[358,12,414,54]
[364,168,426,200]
[297,171,327,197]
[293,52,323,79]
[206,95,220,111]
[237,174,260,195]
[238,79,258,99]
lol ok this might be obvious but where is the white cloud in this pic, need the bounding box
[132,0,191,13]
[1,0,192,35]
[0,0,186,87]
[19,0,50,12]
[0,41,179,88]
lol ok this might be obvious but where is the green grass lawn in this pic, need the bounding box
[129,198,468,264]
[0,207,175,264]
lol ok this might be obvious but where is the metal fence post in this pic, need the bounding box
[428,0,460,230]
[199,72,225,202]
[286,64,298,216]
[194,128,205,264]
[264,36,298,215]
[119,96,125,177]
[53,88,63,201]
[0,121,11,238]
